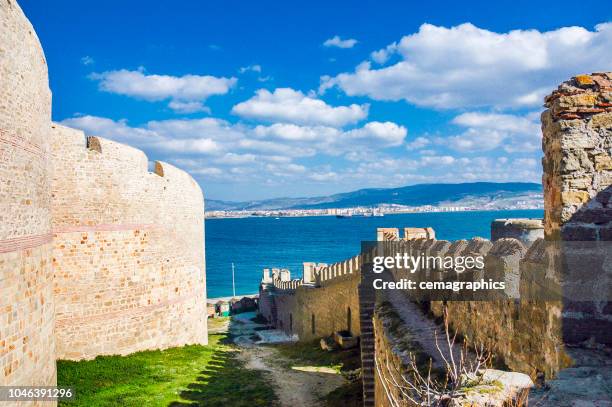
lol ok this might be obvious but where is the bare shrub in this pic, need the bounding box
[375,308,528,406]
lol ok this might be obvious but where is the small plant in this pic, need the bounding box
[375,307,528,406]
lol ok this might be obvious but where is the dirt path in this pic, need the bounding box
[239,344,345,406]
[228,312,347,407]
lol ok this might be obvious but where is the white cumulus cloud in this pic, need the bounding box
[345,121,407,147]
[405,136,430,150]
[321,22,612,109]
[90,68,237,112]
[446,112,541,153]
[232,88,369,127]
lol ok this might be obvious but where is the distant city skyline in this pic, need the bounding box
[21,0,612,200]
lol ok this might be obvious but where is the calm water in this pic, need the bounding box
[205,209,543,298]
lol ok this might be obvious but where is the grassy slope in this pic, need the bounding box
[57,334,276,407]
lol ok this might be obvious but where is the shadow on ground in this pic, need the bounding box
[168,343,277,407]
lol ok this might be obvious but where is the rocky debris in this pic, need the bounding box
[320,336,338,351]
[544,72,612,121]
[458,369,533,407]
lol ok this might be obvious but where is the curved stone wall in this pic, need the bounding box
[50,124,207,359]
[0,0,56,390]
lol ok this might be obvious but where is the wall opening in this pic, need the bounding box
[347,307,352,334]
[289,313,293,332]
[311,314,316,335]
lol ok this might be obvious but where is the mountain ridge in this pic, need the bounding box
[206,182,543,211]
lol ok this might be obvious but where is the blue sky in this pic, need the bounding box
[21,0,612,201]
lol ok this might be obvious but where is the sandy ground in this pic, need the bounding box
[227,312,347,407]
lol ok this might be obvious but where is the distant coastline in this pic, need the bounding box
[206,203,544,219]
[206,182,543,218]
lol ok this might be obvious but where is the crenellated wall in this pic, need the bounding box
[1,0,208,395]
[259,257,361,341]
[50,124,207,359]
[378,231,571,379]
[0,0,56,400]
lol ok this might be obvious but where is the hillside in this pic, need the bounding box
[207,182,542,211]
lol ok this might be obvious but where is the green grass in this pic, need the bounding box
[57,334,277,407]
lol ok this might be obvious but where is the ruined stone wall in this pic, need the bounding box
[371,73,612,382]
[542,73,612,240]
[541,73,612,345]
[372,307,410,407]
[274,274,361,341]
[259,257,361,341]
[50,124,207,359]
[420,237,571,379]
[373,229,572,379]
[0,0,57,398]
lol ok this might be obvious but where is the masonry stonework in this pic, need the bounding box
[541,73,612,345]
[259,259,361,341]
[542,73,612,241]
[0,0,56,400]
[51,125,207,359]
[1,0,208,395]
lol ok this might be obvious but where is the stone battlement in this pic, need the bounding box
[263,255,361,293]
[50,124,207,360]
[376,227,436,241]
[259,256,362,341]
[1,2,207,401]
[50,124,203,229]
[376,231,570,377]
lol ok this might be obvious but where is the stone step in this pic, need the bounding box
[361,364,374,369]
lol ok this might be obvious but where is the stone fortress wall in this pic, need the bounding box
[259,256,362,341]
[377,230,571,379]
[1,0,207,400]
[0,0,56,396]
[51,125,207,359]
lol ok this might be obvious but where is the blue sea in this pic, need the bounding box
[205,209,543,298]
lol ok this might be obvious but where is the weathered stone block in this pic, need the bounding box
[590,112,612,128]
[593,154,612,171]
[561,190,590,204]
[575,74,596,87]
